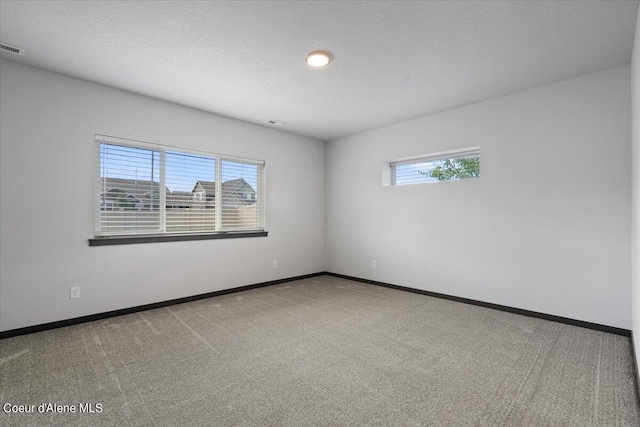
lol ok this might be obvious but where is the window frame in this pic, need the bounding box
[89,134,267,246]
[389,146,480,186]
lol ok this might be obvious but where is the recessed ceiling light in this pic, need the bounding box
[306,51,331,68]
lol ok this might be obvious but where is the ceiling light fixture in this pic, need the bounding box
[306,50,331,68]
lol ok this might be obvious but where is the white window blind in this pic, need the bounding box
[165,151,216,233]
[96,143,161,235]
[390,147,480,185]
[94,135,266,237]
[220,160,264,231]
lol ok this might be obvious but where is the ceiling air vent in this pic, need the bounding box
[0,42,24,55]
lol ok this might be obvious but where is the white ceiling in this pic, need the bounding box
[0,1,638,141]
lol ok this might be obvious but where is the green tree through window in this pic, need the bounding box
[114,190,136,210]
[419,156,480,181]
[391,148,480,185]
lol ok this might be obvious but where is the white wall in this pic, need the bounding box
[0,57,634,334]
[631,7,640,378]
[326,66,632,329]
[0,60,326,332]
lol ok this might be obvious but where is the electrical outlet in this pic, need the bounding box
[70,287,80,299]
[273,260,278,269]
[372,260,377,269]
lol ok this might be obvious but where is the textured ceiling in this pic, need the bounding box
[0,1,638,141]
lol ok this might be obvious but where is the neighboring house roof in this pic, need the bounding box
[223,178,255,195]
[100,177,167,202]
[193,178,256,204]
[101,187,142,204]
[100,177,256,207]
[194,180,216,195]
[193,178,256,194]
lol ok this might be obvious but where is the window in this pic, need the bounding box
[390,147,480,185]
[93,135,266,242]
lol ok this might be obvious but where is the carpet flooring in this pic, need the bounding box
[1,275,639,426]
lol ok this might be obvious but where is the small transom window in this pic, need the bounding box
[390,147,480,185]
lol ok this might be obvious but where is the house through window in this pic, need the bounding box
[94,135,266,238]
